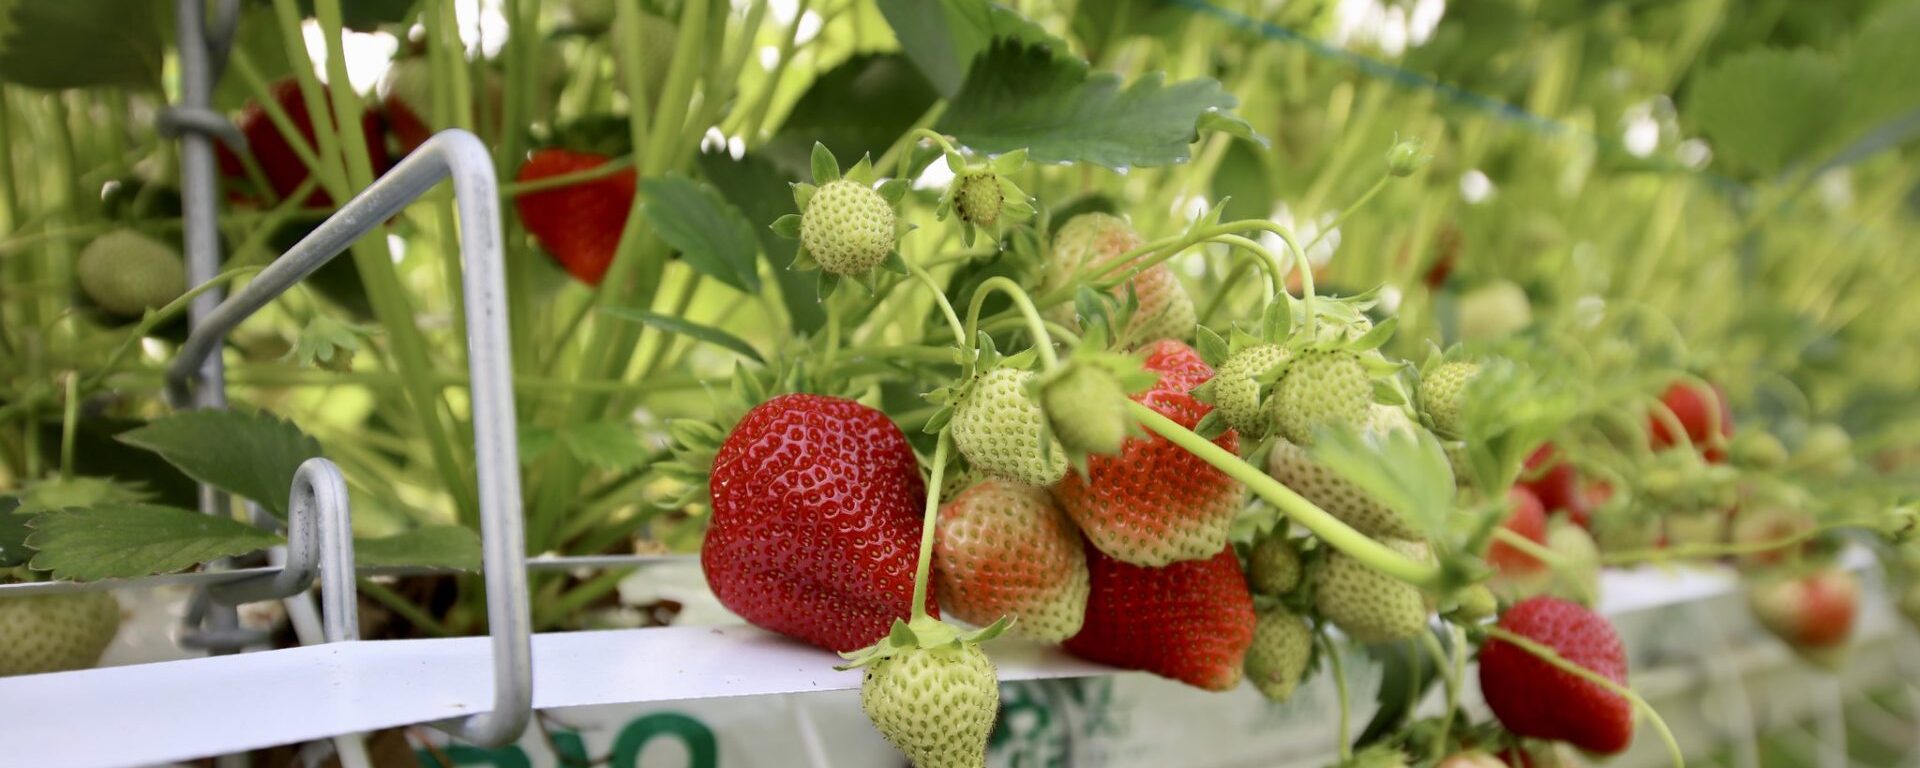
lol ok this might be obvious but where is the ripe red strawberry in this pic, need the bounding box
[703,394,933,652]
[513,148,636,285]
[217,77,392,208]
[1051,340,1244,567]
[1479,596,1634,755]
[1517,445,1579,514]
[1488,486,1549,576]
[1063,545,1256,691]
[935,480,1089,643]
[1747,568,1859,665]
[1650,381,1732,462]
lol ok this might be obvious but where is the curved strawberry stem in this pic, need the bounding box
[965,277,1060,370]
[1491,527,1573,572]
[1073,219,1315,337]
[1127,401,1443,588]
[1599,515,1882,566]
[906,261,970,348]
[1318,631,1353,761]
[1206,234,1290,301]
[1484,626,1684,768]
[1305,174,1390,257]
[909,431,952,622]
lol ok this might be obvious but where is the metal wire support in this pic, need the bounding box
[164,129,533,747]
[206,459,358,642]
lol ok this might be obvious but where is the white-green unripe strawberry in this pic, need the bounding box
[1244,606,1312,701]
[1209,344,1290,439]
[862,642,999,768]
[1268,437,1423,539]
[1313,539,1432,644]
[1271,349,1372,446]
[0,592,121,676]
[1247,532,1303,596]
[801,179,896,276]
[951,367,1068,486]
[77,230,186,318]
[1039,362,1133,458]
[1418,361,1478,437]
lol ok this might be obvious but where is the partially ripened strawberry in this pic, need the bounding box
[1045,213,1194,346]
[860,640,999,768]
[0,592,121,676]
[513,148,636,285]
[935,480,1088,643]
[1650,380,1732,462]
[1488,486,1549,577]
[1313,538,1433,644]
[1052,340,1244,567]
[1244,606,1313,701]
[217,77,392,208]
[950,367,1067,486]
[1747,567,1859,666]
[1479,596,1634,755]
[1063,545,1256,691]
[703,394,933,652]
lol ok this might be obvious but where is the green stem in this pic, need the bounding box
[501,156,637,196]
[1127,401,1441,588]
[1491,527,1571,572]
[909,432,950,622]
[1599,517,1876,566]
[358,578,456,637]
[1305,174,1390,255]
[58,373,78,482]
[964,277,1059,369]
[1419,630,1456,755]
[1485,626,1684,768]
[907,262,969,348]
[1208,233,1291,300]
[535,566,637,628]
[1320,631,1352,760]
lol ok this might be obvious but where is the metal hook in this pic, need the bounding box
[166,130,531,747]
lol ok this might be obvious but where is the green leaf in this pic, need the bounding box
[1308,425,1456,540]
[1839,1,1920,142]
[697,151,825,333]
[937,40,1248,169]
[601,307,765,363]
[355,525,481,572]
[27,504,282,582]
[1355,631,1444,748]
[117,410,325,519]
[0,0,165,91]
[1688,48,1843,175]
[560,421,652,471]
[875,0,1066,97]
[640,176,762,293]
[287,314,379,372]
[0,496,30,568]
[1210,140,1275,224]
[764,55,938,179]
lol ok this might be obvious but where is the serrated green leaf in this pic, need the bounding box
[641,176,762,293]
[287,314,377,372]
[13,476,151,515]
[764,55,939,179]
[875,0,1067,97]
[117,410,324,519]
[1841,3,1920,139]
[355,525,481,572]
[1688,48,1843,175]
[26,504,281,582]
[937,40,1248,169]
[0,0,165,91]
[601,307,765,363]
[561,422,652,471]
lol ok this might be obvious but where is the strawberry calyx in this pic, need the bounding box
[929,138,1035,247]
[834,614,1011,671]
[1034,322,1159,469]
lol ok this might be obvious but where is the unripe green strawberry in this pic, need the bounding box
[76,230,186,318]
[1248,532,1303,596]
[1272,349,1372,445]
[1313,539,1432,644]
[1268,438,1422,539]
[952,170,1004,228]
[801,179,896,276]
[861,642,999,768]
[1208,344,1290,438]
[1544,518,1601,605]
[1245,606,1312,701]
[936,480,1089,643]
[0,592,121,676]
[1046,213,1140,290]
[1449,584,1497,622]
[1419,361,1478,437]
[1039,362,1134,458]
[951,368,1067,486]
[1457,280,1533,341]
